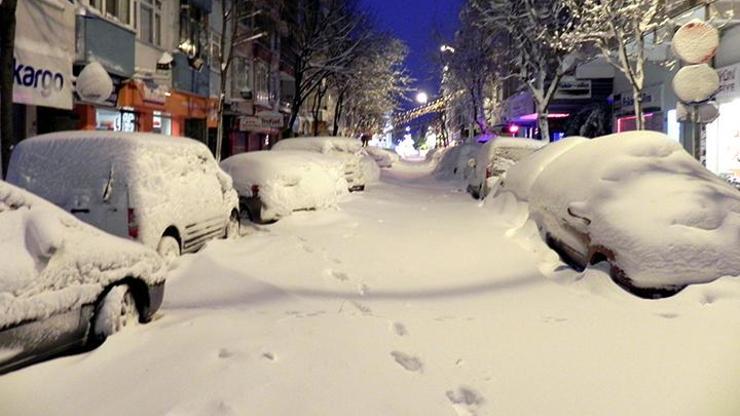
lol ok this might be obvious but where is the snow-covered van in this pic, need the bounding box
[271,136,366,191]
[7,131,240,258]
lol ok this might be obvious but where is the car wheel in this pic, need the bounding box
[608,263,686,299]
[225,211,240,239]
[544,233,587,272]
[90,285,139,345]
[157,236,180,261]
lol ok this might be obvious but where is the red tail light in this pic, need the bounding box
[251,184,260,197]
[485,166,493,178]
[128,208,139,239]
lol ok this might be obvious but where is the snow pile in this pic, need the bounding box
[495,137,588,202]
[220,151,348,221]
[433,142,482,181]
[529,131,740,289]
[364,146,399,168]
[7,131,238,249]
[360,155,381,183]
[0,181,165,329]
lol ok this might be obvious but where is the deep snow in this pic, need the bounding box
[1,161,739,416]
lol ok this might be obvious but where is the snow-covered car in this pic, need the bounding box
[466,137,545,199]
[7,131,240,260]
[272,136,366,191]
[364,146,400,168]
[527,131,740,298]
[220,151,349,224]
[433,141,483,181]
[0,180,167,374]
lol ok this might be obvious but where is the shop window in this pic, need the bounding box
[135,0,162,46]
[153,112,172,135]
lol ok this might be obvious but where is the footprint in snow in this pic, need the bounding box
[446,386,485,416]
[217,348,234,359]
[393,322,408,337]
[328,269,349,281]
[390,351,424,373]
[351,301,372,315]
[358,283,369,295]
[262,352,276,361]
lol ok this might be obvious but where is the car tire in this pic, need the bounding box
[225,210,240,239]
[89,285,139,346]
[157,236,180,261]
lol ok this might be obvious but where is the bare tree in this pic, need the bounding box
[286,0,370,132]
[473,0,580,141]
[444,4,502,136]
[0,0,19,177]
[335,36,412,136]
[562,0,670,130]
[213,0,263,161]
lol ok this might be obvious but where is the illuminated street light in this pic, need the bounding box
[440,44,456,53]
[416,91,428,104]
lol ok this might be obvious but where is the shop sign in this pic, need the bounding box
[715,63,740,102]
[554,77,592,99]
[618,84,662,114]
[503,92,535,121]
[257,111,285,129]
[12,0,75,110]
[239,116,262,131]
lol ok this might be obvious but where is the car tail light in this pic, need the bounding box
[485,166,493,178]
[251,184,260,197]
[128,208,139,239]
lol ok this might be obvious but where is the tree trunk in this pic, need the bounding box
[537,109,550,142]
[0,0,19,178]
[332,90,345,136]
[633,89,644,130]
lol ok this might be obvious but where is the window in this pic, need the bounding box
[179,1,208,60]
[135,0,162,46]
[210,31,222,71]
[90,0,132,26]
[255,62,269,106]
[231,57,252,99]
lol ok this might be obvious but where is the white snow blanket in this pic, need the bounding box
[220,151,348,221]
[7,131,238,250]
[528,131,740,289]
[0,181,165,329]
[360,155,381,183]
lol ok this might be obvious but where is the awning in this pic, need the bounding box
[12,0,75,109]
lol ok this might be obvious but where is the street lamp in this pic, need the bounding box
[416,91,429,104]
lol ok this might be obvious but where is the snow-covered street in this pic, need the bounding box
[2,162,740,416]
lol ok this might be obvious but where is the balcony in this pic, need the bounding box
[172,52,210,97]
[75,14,135,77]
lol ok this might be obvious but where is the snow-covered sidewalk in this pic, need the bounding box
[2,161,739,416]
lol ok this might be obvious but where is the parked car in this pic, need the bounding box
[7,131,240,260]
[524,131,740,298]
[272,136,366,191]
[466,137,545,199]
[433,141,483,181]
[0,180,167,374]
[220,151,348,224]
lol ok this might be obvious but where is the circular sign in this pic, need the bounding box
[673,64,720,103]
[672,19,719,64]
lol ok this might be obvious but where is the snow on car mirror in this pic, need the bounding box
[26,207,64,259]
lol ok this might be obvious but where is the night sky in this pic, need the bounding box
[360,0,464,107]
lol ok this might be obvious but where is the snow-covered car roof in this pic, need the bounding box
[0,181,166,329]
[272,136,363,154]
[498,137,589,201]
[529,131,740,289]
[220,151,349,219]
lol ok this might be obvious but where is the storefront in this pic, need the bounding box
[706,62,740,182]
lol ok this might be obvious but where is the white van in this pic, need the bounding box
[271,136,366,191]
[7,131,240,259]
